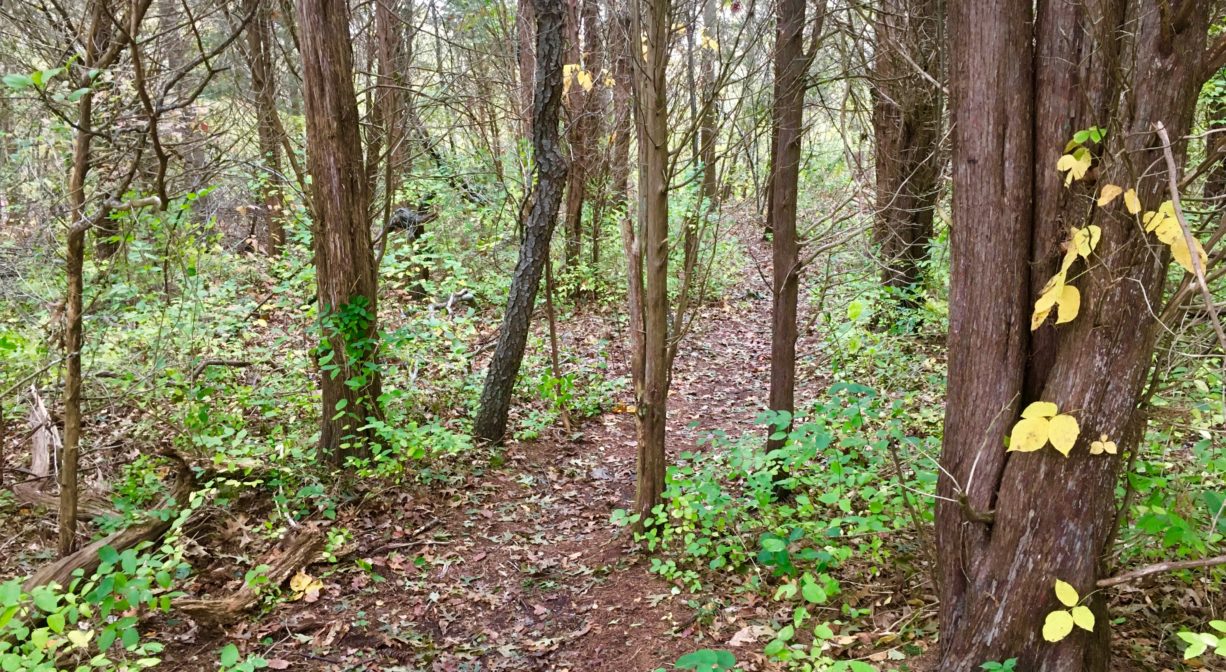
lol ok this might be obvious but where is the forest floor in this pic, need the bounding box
[140,233,835,671]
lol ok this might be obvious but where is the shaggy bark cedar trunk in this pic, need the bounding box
[937,2,1208,669]
[871,0,942,307]
[628,0,670,523]
[472,0,569,444]
[297,0,385,464]
[244,0,286,256]
[764,0,810,449]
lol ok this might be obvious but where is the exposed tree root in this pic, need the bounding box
[175,527,324,624]
[22,452,195,593]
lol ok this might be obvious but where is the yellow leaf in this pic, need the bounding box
[1142,210,1164,233]
[1031,305,1053,331]
[1055,285,1080,324]
[1170,235,1208,274]
[576,69,593,92]
[1048,413,1080,457]
[1090,434,1117,455]
[1124,188,1141,214]
[1059,247,1079,274]
[1021,401,1059,419]
[1056,153,1090,186]
[66,630,93,649]
[1096,184,1122,207]
[1043,610,1075,642]
[290,571,321,595]
[1159,200,1176,219]
[1071,605,1095,632]
[1009,416,1050,452]
[1035,283,1062,314]
[1054,579,1080,607]
[1153,218,1182,246]
[1087,225,1101,254]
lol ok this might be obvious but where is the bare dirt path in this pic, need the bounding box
[162,235,801,671]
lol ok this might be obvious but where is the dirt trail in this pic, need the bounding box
[163,237,796,671]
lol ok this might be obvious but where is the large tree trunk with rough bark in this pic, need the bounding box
[472,0,569,444]
[937,2,1209,669]
[871,0,943,306]
[765,0,816,448]
[628,0,670,523]
[297,0,385,465]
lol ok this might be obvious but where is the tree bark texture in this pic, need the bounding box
[937,2,1208,669]
[765,0,812,448]
[871,0,943,305]
[628,0,671,522]
[472,0,569,444]
[244,0,286,256]
[297,0,385,464]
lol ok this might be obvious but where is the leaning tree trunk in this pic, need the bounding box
[936,2,1209,669]
[627,0,671,523]
[871,0,943,307]
[764,0,812,449]
[472,0,569,444]
[297,0,385,464]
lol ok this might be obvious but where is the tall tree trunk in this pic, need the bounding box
[764,0,814,448]
[871,0,943,307]
[937,2,1209,669]
[517,0,537,140]
[297,0,385,465]
[628,0,670,523]
[244,0,286,256]
[562,0,587,267]
[472,0,569,444]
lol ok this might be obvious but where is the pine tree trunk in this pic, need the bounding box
[297,0,385,465]
[472,0,569,444]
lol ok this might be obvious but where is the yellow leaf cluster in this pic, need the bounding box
[1138,200,1208,275]
[1008,401,1080,457]
[289,570,323,601]
[1031,226,1099,330]
[1097,184,1141,215]
[1090,434,1117,455]
[1043,580,1096,642]
[697,27,719,51]
[562,64,594,96]
[1056,148,1092,186]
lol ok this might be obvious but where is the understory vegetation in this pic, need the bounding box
[1,0,1225,671]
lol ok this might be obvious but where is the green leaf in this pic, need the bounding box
[98,546,119,565]
[1,73,33,90]
[220,643,240,667]
[0,581,20,607]
[31,588,58,613]
[46,613,65,634]
[761,538,786,553]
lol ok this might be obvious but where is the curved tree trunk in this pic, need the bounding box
[297,0,385,464]
[937,2,1209,669]
[473,0,569,444]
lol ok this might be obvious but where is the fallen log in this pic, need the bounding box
[175,527,324,624]
[22,452,195,593]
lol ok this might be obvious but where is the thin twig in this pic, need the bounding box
[1097,554,1226,588]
